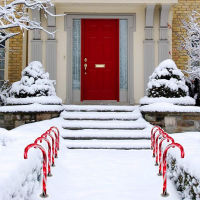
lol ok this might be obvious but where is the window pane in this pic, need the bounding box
[0,49,5,59]
[0,81,3,88]
[72,19,81,89]
[120,19,128,89]
[0,70,4,80]
[0,60,4,69]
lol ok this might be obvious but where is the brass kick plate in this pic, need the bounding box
[95,64,105,68]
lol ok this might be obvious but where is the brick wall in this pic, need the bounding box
[172,0,200,70]
[7,28,24,82]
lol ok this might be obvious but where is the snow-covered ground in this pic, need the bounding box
[0,116,178,200]
[1,110,200,200]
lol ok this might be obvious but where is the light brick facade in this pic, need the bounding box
[7,28,23,82]
[172,0,200,70]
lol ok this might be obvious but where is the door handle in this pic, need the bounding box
[84,63,87,75]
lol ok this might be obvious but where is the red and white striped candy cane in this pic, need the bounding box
[41,131,55,166]
[24,143,48,197]
[162,143,185,196]
[158,134,174,175]
[35,136,52,176]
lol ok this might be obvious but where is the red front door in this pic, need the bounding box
[81,19,119,101]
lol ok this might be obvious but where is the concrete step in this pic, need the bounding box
[64,139,150,150]
[62,119,147,130]
[62,129,150,140]
[64,105,139,112]
[61,111,140,121]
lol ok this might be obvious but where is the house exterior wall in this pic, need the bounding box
[4,0,183,105]
[172,0,200,70]
[27,3,175,104]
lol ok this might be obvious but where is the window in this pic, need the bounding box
[0,40,5,87]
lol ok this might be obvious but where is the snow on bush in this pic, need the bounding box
[147,59,188,98]
[0,81,11,106]
[140,97,195,106]
[168,155,200,200]
[8,61,62,105]
[0,151,42,200]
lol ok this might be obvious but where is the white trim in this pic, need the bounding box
[65,14,136,104]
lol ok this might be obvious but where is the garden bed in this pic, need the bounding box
[0,103,63,130]
[140,103,200,133]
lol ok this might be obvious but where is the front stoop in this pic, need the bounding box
[61,105,151,150]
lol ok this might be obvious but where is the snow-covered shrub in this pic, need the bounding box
[0,80,11,105]
[9,61,56,98]
[168,155,200,200]
[147,59,188,98]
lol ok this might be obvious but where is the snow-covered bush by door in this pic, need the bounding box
[9,61,55,98]
[7,61,62,105]
[147,59,188,98]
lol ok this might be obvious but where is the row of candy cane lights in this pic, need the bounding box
[151,126,185,196]
[23,126,60,198]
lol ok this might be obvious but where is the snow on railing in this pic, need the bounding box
[24,126,60,198]
[151,126,185,197]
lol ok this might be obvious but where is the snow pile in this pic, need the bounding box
[7,96,62,105]
[8,61,62,105]
[0,128,13,147]
[147,59,188,97]
[0,118,64,200]
[140,102,200,112]
[0,103,64,113]
[140,96,195,105]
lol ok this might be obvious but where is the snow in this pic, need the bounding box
[46,149,179,200]
[63,140,150,149]
[62,129,151,139]
[61,110,141,120]
[147,59,189,98]
[167,132,200,180]
[140,102,200,112]
[6,96,62,105]
[0,103,63,113]
[150,59,184,80]
[140,96,195,105]
[0,108,186,200]
[64,105,139,112]
[62,118,148,129]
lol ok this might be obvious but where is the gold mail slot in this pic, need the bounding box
[95,64,105,68]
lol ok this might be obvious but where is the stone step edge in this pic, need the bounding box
[62,127,146,130]
[66,147,151,150]
[63,118,138,121]
[62,137,150,140]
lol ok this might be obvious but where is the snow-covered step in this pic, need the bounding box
[61,111,140,121]
[62,129,150,140]
[62,119,147,130]
[64,105,138,112]
[64,139,150,150]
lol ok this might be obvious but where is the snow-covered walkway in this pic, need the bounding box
[45,149,179,200]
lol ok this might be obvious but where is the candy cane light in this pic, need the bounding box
[24,143,48,197]
[162,143,185,196]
